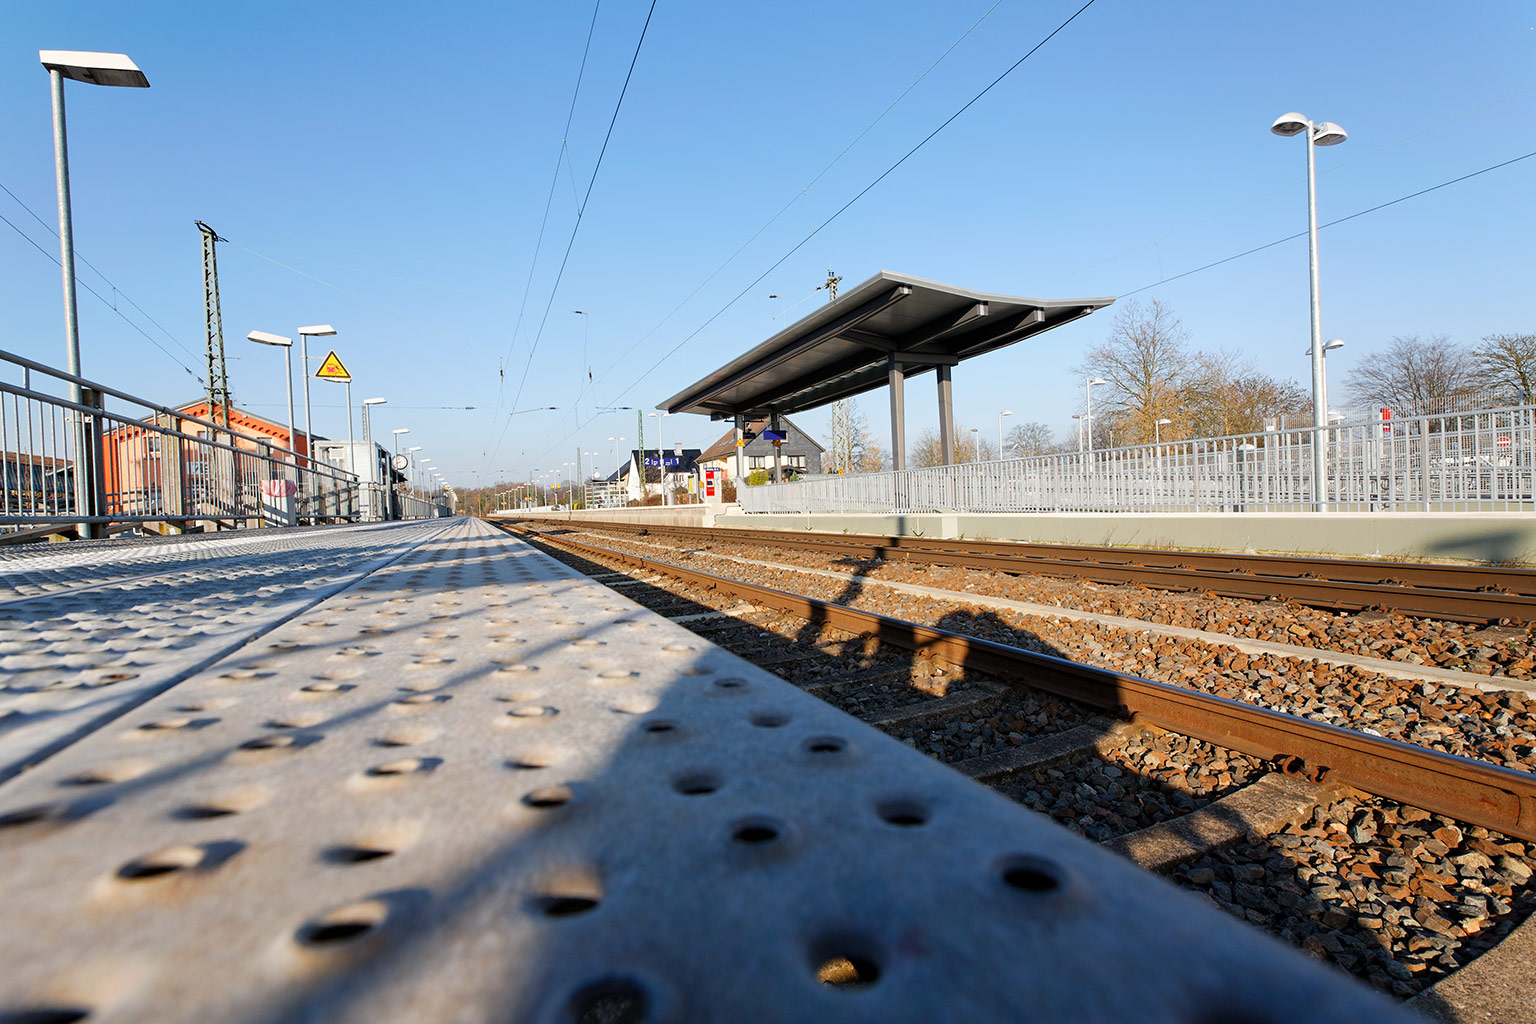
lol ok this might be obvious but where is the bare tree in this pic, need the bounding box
[1004,421,1058,457]
[1343,335,1473,417]
[1078,298,1190,444]
[909,425,990,467]
[1182,350,1310,437]
[1472,333,1536,404]
[824,399,885,473]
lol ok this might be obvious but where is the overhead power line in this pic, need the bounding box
[501,0,605,419]
[1120,148,1536,298]
[488,0,660,470]
[608,0,1100,407]
[0,207,203,383]
[508,0,1097,476]
[592,0,1008,390]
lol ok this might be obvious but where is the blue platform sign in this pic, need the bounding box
[760,429,787,441]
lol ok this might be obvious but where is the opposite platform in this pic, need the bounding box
[0,518,1405,1022]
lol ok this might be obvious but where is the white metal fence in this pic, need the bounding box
[0,347,448,534]
[740,406,1536,514]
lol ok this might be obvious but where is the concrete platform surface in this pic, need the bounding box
[0,518,1407,1022]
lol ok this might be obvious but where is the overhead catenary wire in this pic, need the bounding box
[0,208,203,383]
[606,0,1100,407]
[1119,148,1536,299]
[1032,82,1536,292]
[488,0,660,471]
[1,180,204,366]
[504,0,1097,482]
[500,0,605,421]
[591,0,1009,391]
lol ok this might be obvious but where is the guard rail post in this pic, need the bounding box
[79,386,106,539]
[1419,416,1433,512]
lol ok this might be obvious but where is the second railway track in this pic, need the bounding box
[541,518,1536,624]
[502,519,1536,1010]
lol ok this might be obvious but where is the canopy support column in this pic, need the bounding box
[888,355,906,471]
[769,411,784,482]
[733,413,746,483]
[937,364,955,465]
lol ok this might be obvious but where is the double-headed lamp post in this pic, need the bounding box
[1085,377,1108,453]
[1272,111,1348,509]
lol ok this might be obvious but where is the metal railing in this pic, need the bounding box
[1,347,365,533]
[740,406,1536,514]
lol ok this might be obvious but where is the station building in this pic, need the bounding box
[696,415,824,482]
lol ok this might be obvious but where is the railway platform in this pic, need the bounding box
[0,518,1404,1022]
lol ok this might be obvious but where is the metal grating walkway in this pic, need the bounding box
[0,518,1405,1022]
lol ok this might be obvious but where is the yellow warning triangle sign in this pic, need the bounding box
[314,350,351,381]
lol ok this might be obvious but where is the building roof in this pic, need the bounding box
[698,416,824,463]
[660,271,1113,419]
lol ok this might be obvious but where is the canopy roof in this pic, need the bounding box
[660,271,1113,419]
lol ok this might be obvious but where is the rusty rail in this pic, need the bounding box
[506,522,1536,842]
[517,518,1536,624]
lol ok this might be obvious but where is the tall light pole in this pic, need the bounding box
[361,397,386,519]
[296,325,336,467]
[1072,414,1085,452]
[585,450,600,508]
[247,332,297,456]
[1155,418,1172,445]
[649,411,672,503]
[609,436,626,493]
[406,446,423,496]
[1085,377,1108,453]
[41,51,149,537]
[998,409,1013,457]
[40,51,149,397]
[1272,111,1348,509]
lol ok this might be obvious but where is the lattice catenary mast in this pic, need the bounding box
[195,220,231,429]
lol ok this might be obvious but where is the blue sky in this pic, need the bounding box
[3,1,1532,487]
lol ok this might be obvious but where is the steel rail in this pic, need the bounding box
[506,522,1536,842]
[525,519,1536,623]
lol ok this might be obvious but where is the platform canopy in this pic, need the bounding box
[660,271,1114,420]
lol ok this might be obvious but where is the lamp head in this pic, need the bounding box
[1324,338,1345,351]
[1157,418,1173,426]
[246,330,292,348]
[392,428,409,435]
[1312,122,1348,146]
[1001,410,1013,416]
[363,397,387,405]
[297,324,337,336]
[1088,377,1108,386]
[1271,112,1309,137]
[40,50,149,88]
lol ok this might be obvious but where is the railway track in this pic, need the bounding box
[502,520,1536,1007]
[531,518,1536,624]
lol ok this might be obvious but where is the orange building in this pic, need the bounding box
[102,401,311,516]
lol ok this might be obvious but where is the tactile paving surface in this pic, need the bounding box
[0,521,452,782]
[0,518,1407,1023]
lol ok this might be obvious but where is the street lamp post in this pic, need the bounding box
[246,332,297,457]
[1272,111,1348,509]
[40,50,149,537]
[1085,377,1108,453]
[609,436,626,496]
[361,397,386,519]
[998,410,1013,457]
[1155,418,1173,445]
[969,427,980,462]
[406,446,423,496]
[649,411,673,502]
[40,51,149,396]
[296,325,336,468]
